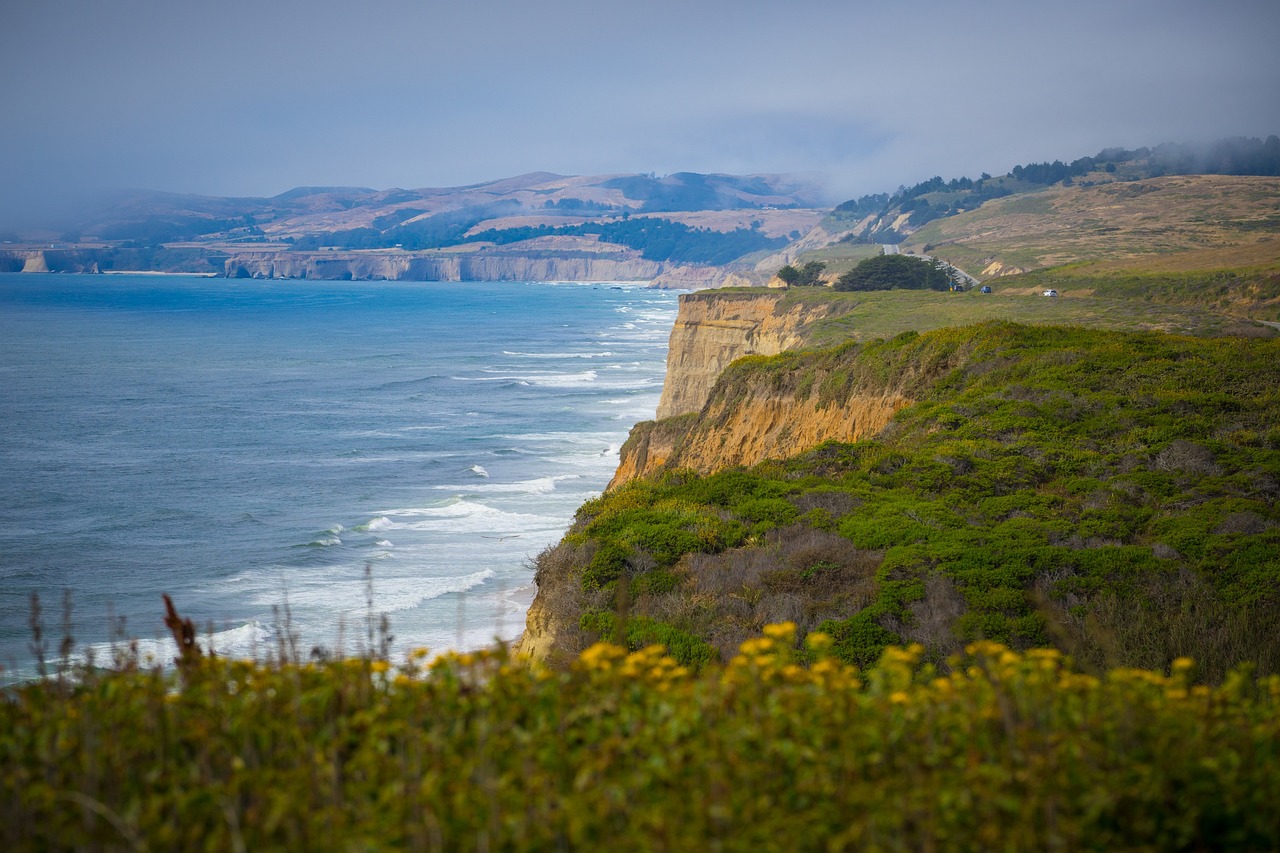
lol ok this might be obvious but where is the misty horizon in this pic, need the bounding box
[3,0,1279,228]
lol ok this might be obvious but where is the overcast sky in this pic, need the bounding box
[2,0,1278,223]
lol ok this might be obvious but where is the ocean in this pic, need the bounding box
[0,273,678,682]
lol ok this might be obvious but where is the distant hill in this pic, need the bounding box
[828,136,1280,246]
[771,137,1280,317]
[29,172,829,256]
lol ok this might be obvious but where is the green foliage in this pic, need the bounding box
[629,568,680,597]
[776,260,827,287]
[578,612,718,669]
[8,638,1279,850]
[484,217,788,265]
[581,541,630,591]
[834,254,953,292]
[577,322,1280,674]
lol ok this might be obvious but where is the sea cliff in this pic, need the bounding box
[0,247,756,288]
[654,290,833,419]
[516,314,1280,673]
[519,288,910,659]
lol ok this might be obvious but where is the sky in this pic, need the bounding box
[2,0,1278,225]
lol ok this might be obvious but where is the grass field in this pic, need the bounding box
[905,175,1280,279]
[771,286,1276,350]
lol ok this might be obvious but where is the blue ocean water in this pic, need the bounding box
[0,273,677,680]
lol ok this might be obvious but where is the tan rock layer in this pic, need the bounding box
[607,416,696,490]
[514,596,561,661]
[655,291,833,419]
[672,391,910,476]
[614,384,911,486]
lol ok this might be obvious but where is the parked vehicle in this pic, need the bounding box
[980,286,992,293]
[1043,289,1058,297]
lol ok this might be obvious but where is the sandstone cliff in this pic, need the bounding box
[654,290,836,419]
[612,342,913,487]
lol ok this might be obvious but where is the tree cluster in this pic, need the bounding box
[776,261,827,287]
[833,254,951,292]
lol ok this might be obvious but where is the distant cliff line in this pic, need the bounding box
[0,247,764,289]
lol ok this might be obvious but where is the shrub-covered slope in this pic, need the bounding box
[530,322,1280,677]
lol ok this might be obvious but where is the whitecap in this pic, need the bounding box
[431,474,578,494]
[273,569,496,615]
[77,620,276,670]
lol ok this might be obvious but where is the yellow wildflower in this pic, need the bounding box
[763,622,797,642]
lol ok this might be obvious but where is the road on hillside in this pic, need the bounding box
[884,243,981,287]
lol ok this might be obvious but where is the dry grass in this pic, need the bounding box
[906,175,1280,277]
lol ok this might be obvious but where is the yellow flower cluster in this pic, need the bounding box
[721,622,863,690]
[574,642,690,690]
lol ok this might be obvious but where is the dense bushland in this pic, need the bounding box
[4,628,1280,850]
[537,322,1280,675]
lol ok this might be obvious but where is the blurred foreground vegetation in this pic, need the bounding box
[4,626,1280,850]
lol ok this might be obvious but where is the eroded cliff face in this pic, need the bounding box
[520,289,916,660]
[654,291,835,419]
[613,353,913,486]
[661,385,910,478]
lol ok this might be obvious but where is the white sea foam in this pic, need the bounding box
[431,474,577,494]
[378,499,559,536]
[357,516,394,532]
[77,620,277,670]
[501,350,615,359]
[469,465,490,478]
[277,569,495,615]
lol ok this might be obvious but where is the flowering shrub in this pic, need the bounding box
[4,627,1279,850]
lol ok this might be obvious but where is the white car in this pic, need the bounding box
[1043,289,1059,297]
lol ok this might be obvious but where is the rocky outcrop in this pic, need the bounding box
[1,250,100,274]
[606,415,698,490]
[654,291,835,419]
